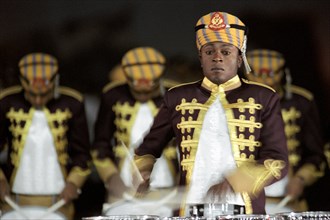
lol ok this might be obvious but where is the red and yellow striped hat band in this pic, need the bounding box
[121,47,166,82]
[18,53,58,88]
[247,49,285,76]
[195,12,247,51]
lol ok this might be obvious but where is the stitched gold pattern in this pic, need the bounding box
[6,107,73,179]
[250,159,286,197]
[176,78,270,213]
[264,159,285,179]
[175,98,209,115]
[44,108,72,165]
[281,107,301,166]
[112,101,158,165]
[6,108,34,167]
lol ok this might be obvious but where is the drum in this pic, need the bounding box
[216,214,276,220]
[265,203,293,215]
[162,217,206,220]
[187,204,245,217]
[103,188,177,218]
[82,215,160,220]
[1,206,66,220]
[103,200,173,217]
[275,211,330,220]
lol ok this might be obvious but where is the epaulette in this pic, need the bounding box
[162,78,180,89]
[290,84,313,101]
[242,78,276,93]
[59,86,83,102]
[0,85,22,100]
[102,81,126,93]
[168,80,201,91]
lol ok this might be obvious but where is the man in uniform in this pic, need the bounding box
[91,47,179,212]
[134,12,288,216]
[0,52,92,219]
[246,49,326,212]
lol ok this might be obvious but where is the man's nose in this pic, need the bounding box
[213,51,223,62]
[35,95,43,104]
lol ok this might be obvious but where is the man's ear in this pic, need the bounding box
[238,55,243,68]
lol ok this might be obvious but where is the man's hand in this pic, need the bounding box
[134,171,150,197]
[205,179,234,202]
[286,176,305,200]
[60,182,80,203]
[0,179,10,202]
[106,173,129,198]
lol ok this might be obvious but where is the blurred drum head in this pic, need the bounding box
[275,211,330,220]
[163,218,207,220]
[1,206,66,220]
[82,215,160,220]
[265,202,293,214]
[103,201,172,217]
[216,214,276,220]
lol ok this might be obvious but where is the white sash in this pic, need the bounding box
[13,110,65,195]
[120,103,174,188]
[186,97,244,205]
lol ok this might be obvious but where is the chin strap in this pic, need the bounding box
[241,35,252,74]
[54,75,60,99]
[285,68,292,100]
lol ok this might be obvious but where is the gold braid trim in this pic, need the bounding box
[67,166,92,188]
[295,163,325,186]
[0,86,22,100]
[91,150,119,183]
[7,108,34,176]
[134,154,156,173]
[242,192,253,214]
[59,86,83,102]
[227,159,286,198]
[290,85,313,101]
[102,81,125,93]
[113,101,141,153]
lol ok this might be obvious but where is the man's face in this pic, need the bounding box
[199,42,242,85]
[128,78,161,103]
[246,70,283,90]
[21,79,55,109]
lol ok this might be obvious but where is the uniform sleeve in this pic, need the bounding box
[66,99,92,188]
[294,99,326,185]
[91,92,118,183]
[227,92,289,197]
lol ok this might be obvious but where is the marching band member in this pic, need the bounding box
[134,12,288,216]
[246,49,326,212]
[0,52,92,220]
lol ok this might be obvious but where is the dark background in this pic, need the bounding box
[0,0,329,218]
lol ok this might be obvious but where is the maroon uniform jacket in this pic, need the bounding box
[280,85,327,210]
[0,86,92,189]
[91,82,178,184]
[280,85,325,180]
[135,75,289,214]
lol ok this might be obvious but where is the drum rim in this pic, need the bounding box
[2,205,66,218]
[275,211,330,216]
[82,215,161,220]
[216,214,275,220]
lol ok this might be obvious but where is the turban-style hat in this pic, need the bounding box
[18,52,58,93]
[247,49,285,76]
[247,49,292,98]
[195,12,251,73]
[121,47,166,87]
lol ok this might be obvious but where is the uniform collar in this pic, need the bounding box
[201,75,242,93]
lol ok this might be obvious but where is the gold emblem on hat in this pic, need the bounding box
[208,12,226,31]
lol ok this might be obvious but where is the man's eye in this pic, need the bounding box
[222,51,230,55]
[205,50,214,55]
